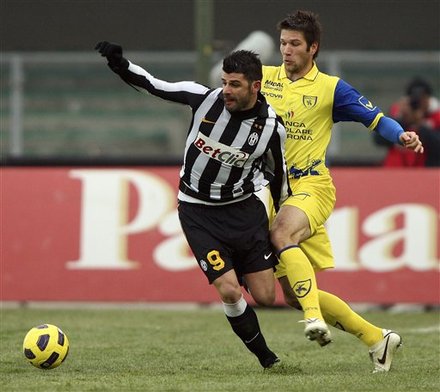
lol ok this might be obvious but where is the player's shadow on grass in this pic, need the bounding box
[264,362,304,375]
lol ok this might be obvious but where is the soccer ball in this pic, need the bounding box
[23,324,69,369]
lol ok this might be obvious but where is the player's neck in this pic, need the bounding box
[286,62,314,82]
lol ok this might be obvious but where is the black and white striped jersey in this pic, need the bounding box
[116,60,290,210]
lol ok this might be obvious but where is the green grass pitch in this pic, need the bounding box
[1,306,439,391]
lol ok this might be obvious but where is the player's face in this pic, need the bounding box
[280,29,317,80]
[221,72,260,112]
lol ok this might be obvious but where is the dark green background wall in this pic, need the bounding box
[2,0,439,51]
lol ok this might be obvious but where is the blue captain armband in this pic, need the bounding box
[375,116,404,145]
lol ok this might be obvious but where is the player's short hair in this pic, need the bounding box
[277,10,322,59]
[222,50,263,83]
[406,78,433,96]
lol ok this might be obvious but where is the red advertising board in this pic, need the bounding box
[2,167,439,304]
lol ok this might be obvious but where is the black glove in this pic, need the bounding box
[95,41,129,73]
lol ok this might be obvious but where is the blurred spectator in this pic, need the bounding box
[374,78,440,167]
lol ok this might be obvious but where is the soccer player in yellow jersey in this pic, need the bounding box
[261,10,424,373]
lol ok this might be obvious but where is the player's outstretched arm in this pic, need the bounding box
[399,131,424,153]
[95,41,209,107]
[374,116,424,154]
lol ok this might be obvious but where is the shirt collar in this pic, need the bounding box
[280,61,319,82]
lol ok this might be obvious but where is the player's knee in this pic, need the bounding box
[270,226,302,250]
[270,226,286,249]
[252,290,276,307]
[270,215,310,250]
[216,282,242,304]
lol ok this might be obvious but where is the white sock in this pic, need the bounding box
[222,295,247,317]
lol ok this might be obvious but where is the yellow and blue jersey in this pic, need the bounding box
[262,63,384,179]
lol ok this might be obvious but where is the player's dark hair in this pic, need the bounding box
[406,77,433,96]
[222,50,263,83]
[405,77,433,110]
[277,10,322,59]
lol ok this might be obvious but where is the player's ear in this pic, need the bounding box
[252,80,261,93]
[310,42,319,57]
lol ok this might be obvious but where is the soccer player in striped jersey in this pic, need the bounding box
[261,10,423,373]
[96,43,290,369]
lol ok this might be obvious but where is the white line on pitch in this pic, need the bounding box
[401,325,440,334]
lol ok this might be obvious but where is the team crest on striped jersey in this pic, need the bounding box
[247,132,259,146]
[302,95,318,109]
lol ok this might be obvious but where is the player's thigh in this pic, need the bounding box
[282,176,335,234]
[244,269,276,306]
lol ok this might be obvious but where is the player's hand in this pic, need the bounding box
[399,131,424,153]
[95,41,128,73]
[95,41,122,60]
